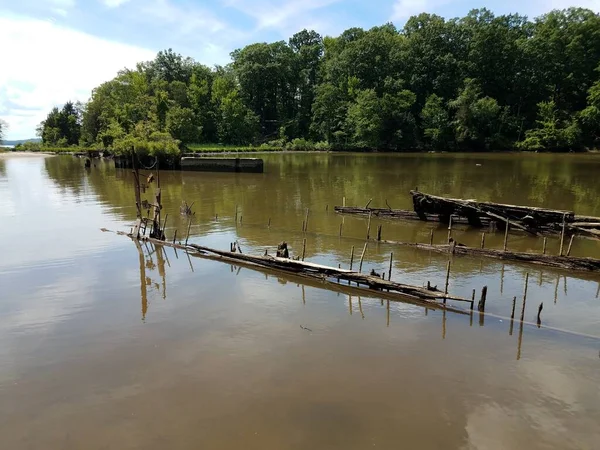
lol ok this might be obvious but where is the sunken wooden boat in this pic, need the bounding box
[103,229,475,312]
[335,191,600,238]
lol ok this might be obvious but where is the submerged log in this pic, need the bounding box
[379,239,600,272]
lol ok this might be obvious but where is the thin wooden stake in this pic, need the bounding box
[185,218,192,246]
[358,242,368,273]
[471,289,475,310]
[429,229,434,246]
[478,286,488,312]
[339,222,343,237]
[542,237,547,255]
[172,229,177,245]
[302,238,306,261]
[559,214,566,256]
[481,232,486,249]
[388,252,393,281]
[343,196,346,207]
[377,224,382,241]
[443,260,451,304]
[520,273,529,322]
[566,235,575,256]
[301,220,305,232]
[235,205,238,224]
[503,220,509,251]
[366,211,372,240]
[240,215,243,225]
[447,215,453,243]
[349,245,355,270]
[268,217,271,228]
[537,302,544,326]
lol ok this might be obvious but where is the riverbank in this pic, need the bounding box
[0,151,55,158]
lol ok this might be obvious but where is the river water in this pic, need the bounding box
[1,152,599,449]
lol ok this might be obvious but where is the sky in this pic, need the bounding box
[0,0,599,140]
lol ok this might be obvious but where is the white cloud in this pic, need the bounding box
[102,0,131,7]
[0,15,155,139]
[51,0,76,7]
[224,0,342,34]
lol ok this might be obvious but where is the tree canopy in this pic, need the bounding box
[39,7,600,153]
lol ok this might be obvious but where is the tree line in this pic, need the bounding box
[37,7,600,154]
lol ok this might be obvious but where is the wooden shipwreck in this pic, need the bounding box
[335,191,600,238]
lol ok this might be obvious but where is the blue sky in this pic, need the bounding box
[1,0,598,139]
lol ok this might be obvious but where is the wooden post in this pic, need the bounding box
[510,296,517,320]
[185,218,192,246]
[503,220,509,251]
[240,215,243,225]
[520,273,529,322]
[358,242,368,273]
[268,217,271,228]
[326,204,329,212]
[481,232,486,249]
[478,286,488,312]
[366,211,372,240]
[388,252,393,281]
[509,296,517,336]
[471,289,476,310]
[339,222,343,237]
[172,229,177,245]
[542,237,547,255]
[537,302,544,325]
[349,245,355,270]
[559,214,566,256]
[304,208,309,232]
[235,205,238,224]
[302,238,306,261]
[215,214,218,221]
[566,235,575,256]
[429,229,434,246]
[301,220,305,232]
[447,215,453,243]
[377,224,382,241]
[343,196,346,207]
[443,260,451,304]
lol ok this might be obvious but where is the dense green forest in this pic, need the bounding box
[36,7,600,154]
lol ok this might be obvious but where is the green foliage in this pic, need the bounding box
[38,102,82,146]
[518,101,582,151]
[39,7,600,153]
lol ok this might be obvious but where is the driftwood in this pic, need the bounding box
[378,239,600,272]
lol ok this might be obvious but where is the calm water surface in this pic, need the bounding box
[1,152,600,449]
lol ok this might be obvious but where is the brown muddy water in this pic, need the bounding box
[1,152,600,449]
